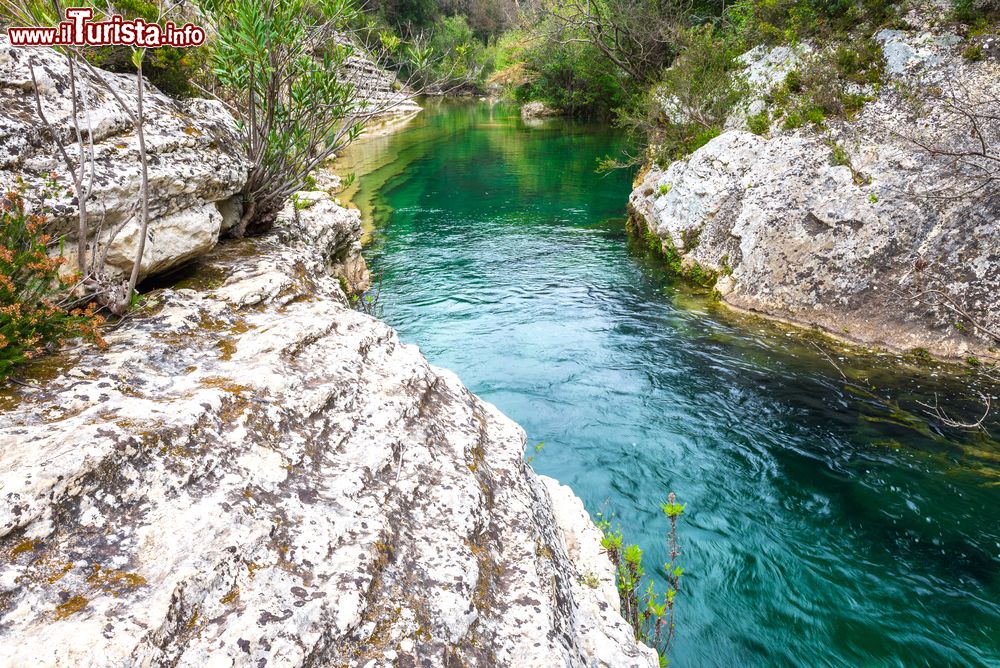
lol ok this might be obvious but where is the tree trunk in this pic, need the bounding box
[126,60,149,300]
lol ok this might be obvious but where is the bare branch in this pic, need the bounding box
[917,392,992,431]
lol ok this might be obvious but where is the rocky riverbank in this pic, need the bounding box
[0,39,655,668]
[629,24,1000,362]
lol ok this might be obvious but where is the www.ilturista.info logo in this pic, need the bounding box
[7,7,205,48]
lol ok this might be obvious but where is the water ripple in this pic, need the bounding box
[341,101,1000,667]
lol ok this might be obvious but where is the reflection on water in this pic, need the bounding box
[336,100,1000,667]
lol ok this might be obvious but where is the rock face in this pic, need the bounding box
[275,189,371,294]
[0,37,248,282]
[0,205,656,666]
[335,33,422,121]
[630,29,1000,360]
[521,101,561,121]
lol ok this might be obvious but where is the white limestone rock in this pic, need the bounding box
[275,190,371,294]
[0,226,655,667]
[0,37,248,282]
[630,29,1000,360]
[521,101,561,120]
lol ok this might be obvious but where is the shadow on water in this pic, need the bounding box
[336,100,1000,667]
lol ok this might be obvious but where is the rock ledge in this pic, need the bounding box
[0,211,655,667]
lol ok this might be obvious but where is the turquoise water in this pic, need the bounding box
[338,101,1000,667]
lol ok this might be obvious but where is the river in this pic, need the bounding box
[335,100,1000,667]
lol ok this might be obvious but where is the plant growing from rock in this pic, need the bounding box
[0,182,106,380]
[200,0,421,237]
[618,23,746,166]
[598,492,686,665]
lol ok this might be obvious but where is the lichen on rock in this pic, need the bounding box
[630,28,1000,361]
[0,36,248,283]
[0,197,656,666]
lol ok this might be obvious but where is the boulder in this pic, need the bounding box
[0,37,248,282]
[630,29,1000,360]
[275,190,371,295]
[0,207,656,667]
[521,101,561,121]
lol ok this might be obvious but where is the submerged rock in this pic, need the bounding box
[0,203,656,667]
[630,29,1000,360]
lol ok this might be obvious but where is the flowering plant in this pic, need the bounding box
[0,178,105,380]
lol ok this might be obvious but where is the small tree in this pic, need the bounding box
[201,0,420,237]
[4,0,186,314]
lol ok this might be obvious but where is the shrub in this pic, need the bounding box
[620,24,745,164]
[517,31,627,118]
[202,0,385,236]
[782,110,804,130]
[77,1,209,97]
[829,142,850,167]
[424,14,493,89]
[598,493,686,665]
[951,0,980,23]
[729,0,904,45]
[0,182,105,380]
[747,109,770,134]
[767,40,885,128]
[802,105,826,125]
[962,43,984,61]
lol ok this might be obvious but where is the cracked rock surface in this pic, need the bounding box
[631,27,1000,360]
[0,208,655,667]
[0,36,247,282]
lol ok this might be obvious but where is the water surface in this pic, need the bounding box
[336,100,1000,667]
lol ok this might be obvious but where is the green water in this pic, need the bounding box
[336,100,1000,667]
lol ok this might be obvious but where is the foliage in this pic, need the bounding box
[438,0,521,39]
[364,0,438,31]
[962,43,984,61]
[484,28,539,93]
[0,181,105,381]
[543,0,733,85]
[727,0,904,45]
[764,38,885,131]
[65,0,209,97]
[619,24,745,164]
[202,0,379,236]
[360,0,521,37]
[951,0,980,24]
[598,493,686,664]
[747,109,770,135]
[516,30,627,118]
[419,14,495,88]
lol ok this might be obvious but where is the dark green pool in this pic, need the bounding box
[337,100,1000,667]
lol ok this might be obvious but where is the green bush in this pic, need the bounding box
[623,24,744,163]
[782,110,804,130]
[729,0,904,44]
[764,39,884,129]
[427,15,492,88]
[82,1,208,97]
[204,0,371,235]
[747,109,770,134]
[951,0,980,23]
[517,35,626,118]
[962,43,984,61]
[802,105,826,125]
[0,182,105,380]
